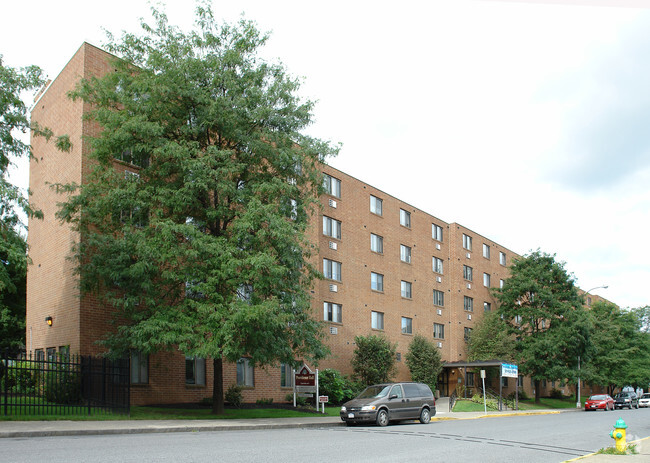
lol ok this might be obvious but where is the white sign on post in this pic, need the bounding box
[501,363,518,378]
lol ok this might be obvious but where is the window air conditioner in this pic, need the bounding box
[468,314,472,320]
[437,342,443,348]
[437,277,442,283]
[329,199,337,208]
[437,309,442,316]
[330,327,338,335]
[329,241,337,250]
[329,284,338,292]
[436,244,441,250]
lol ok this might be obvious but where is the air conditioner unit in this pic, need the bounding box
[329,284,338,292]
[467,283,471,289]
[436,244,441,250]
[329,241,337,250]
[330,326,338,335]
[329,199,337,208]
[468,314,472,320]
[437,342,443,348]
[437,309,442,316]
[466,253,471,259]
[437,277,442,283]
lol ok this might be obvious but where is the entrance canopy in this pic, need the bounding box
[443,360,510,369]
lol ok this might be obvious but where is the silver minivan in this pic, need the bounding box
[340,382,436,426]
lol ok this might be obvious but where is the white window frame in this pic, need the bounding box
[400,209,411,228]
[400,244,411,263]
[371,311,384,330]
[433,257,444,274]
[401,317,413,335]
[370,195,383,216]
[401,281,412,299]
[464,296,474,312]
[323,258,342,282]
[323,301,342,323]
[371,272,384,292]
[323,174,341,198]
[484,302,491,311]
[432,224,443,241]
[130,351,149,384]
[280,363,294,388]
[322,216,341,239]
[463,233,472,251]
[434,323,445,339]
[185,356,206,385]
[237,358,254,387]
[500,252,507,266]
[433,290,444,307]
[483,273,491,287]
[463,265,473,281]
[370,233,383,253]
[483,243,490,259]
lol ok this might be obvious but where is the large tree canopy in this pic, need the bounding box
[0,56,45,353]
[495,250,590,402]
[57,6,338,413]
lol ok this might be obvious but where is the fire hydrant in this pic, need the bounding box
[609,418,627,452]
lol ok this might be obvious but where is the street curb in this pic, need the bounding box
[0,421,346,439]
[562,436,650,461]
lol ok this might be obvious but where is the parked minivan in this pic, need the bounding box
[340,382,435,426]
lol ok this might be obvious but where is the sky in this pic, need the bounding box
[2,0,650,308]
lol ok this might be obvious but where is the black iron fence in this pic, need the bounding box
[1,351,130,417]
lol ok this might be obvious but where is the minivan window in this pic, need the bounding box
[403,383,421,398]
[357,385,391,399]
[418,384,433,397]
[390,385,403,398]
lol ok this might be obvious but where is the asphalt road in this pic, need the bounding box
[2,408,648,463]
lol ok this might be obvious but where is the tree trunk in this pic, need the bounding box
[534,379,541,403]
[212,357,224,414]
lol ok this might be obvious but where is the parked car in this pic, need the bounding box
[639,393,650,408]
[340,382,435,426]
[584,394,615,411]
[613,391,639,409]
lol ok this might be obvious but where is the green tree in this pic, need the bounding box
[56,5,338,413]
[405,334,442,392]
[466,311,515,363]
[0,56,45,354]
[495,250,590,403]
[351,335,397,386]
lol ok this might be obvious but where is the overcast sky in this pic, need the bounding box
[2,0,649,308]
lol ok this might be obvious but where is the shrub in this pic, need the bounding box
[318,369,358,405]
[470,393,499,411]
[1,361,39,394]
[549,388,564,399]
[256,398,273,405]
[225,384,243,408]
[508,389,529,401]
[351,335,397,386]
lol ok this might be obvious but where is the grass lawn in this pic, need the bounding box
[452,396,579,412]
[0,404,341,421]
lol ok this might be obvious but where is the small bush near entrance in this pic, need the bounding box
[225,385,243,408]
[317,369,359,405]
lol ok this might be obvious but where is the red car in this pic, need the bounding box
[585,394,615,411]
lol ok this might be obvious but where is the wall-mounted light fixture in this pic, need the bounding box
[45,316,53,326]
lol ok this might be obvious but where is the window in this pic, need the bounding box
[35,349,44,361]
[185,356,206,385]
[323,258,342,281]
[464,296,474,312]
[501,377,508,387]
[401,281,412,299]
[463,234,472,251]
[401,317,413,334]
[237,358,254,387]
[463,265,473,281]
[323,174,341,198]
[433,290,444,307]
[483,244,490,259]
[322,216,341,239]
[131,351,148,384]
[116,147,149,168]
[400,209,411,228]
[433,323,445,339]
[280,363,294,388]
[484,302,491,311]
[464,327,472,342]
[400,244,411,263]
[370,233,383,253]
[518,375,524,388]
[500,279,505,289]
[371,311,384,330]
[500,252,507,266]
[370,195,383,215]
[432,224,443,241]
[466,372,475,387]
[432,257,443,274]
[483,273,491,287]
[46,347,56,362]
[58,345,70,362]
[371,272,384,292]
[323,301,342,323]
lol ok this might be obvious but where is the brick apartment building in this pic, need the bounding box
[26,43,607,405]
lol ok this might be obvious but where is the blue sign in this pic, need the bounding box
[501,363,518,378]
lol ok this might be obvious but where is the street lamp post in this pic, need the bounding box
[577,285,608,408]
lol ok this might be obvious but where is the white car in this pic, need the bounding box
[639,393,650,408]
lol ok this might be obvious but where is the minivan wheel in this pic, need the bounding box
[419,408,431,424]
[376,409,389,427]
